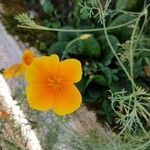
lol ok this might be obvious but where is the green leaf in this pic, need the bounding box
[98,35,119,65]
[84,75,95,89]
[77,74,107,95]
[50,19,61,28]
[101,100,116,125]
[42,0,54,15]
[48,42,67,56]
[39,42,47,50]
[116,0,128,10]
[58,26,77,42]
[98,64,114,85]
[133,58,143,78]
[93,75,107,86]
[80,37,101,58]
[76,77,88,93]
[144,38,150,49]
[109,77,132,92]
[112,14,133,26]
[84,87,101,102]
[77,73,106,94]
[116,0,144,11]
[67,40,82,55]
[80,9,89,20]
[108,14,136,41]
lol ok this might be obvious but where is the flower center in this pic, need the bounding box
[47,75,64,93]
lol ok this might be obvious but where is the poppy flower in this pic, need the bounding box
[2,63,26,78]
[25,54,82,115]
[2,49,34,78]
[0,110,9,118]
[22,49,35,65]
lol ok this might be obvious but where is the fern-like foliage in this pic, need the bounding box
[110,87,150,134]
[15,13,37,27]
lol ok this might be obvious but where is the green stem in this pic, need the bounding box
[98,1,150,90]
[145,57,150,65]
[17,18,137,32]
[61,38,80,59]
[101,13,137,89]
[97,0,136,88]
[129,9,147,90]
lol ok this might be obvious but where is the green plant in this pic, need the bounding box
[14,0,150,134]
[0,0,150,149]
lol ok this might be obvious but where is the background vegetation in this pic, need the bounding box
[0,0,150,149]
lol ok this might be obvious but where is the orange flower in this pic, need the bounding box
[2,63,26,78]
[25,54,82,115]
[0,110,9,118]
[2,49,34,78]
[22,49,34,65]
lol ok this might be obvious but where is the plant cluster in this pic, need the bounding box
[1,0,150,136]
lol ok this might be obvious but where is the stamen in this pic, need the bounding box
[47,76,64,94]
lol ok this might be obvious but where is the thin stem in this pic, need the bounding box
[99,8,137,89]
[129,9,147,90]
[17,17,137,32]
[101,2,136,88]
[145,57,150,65]
[61,38,80,59]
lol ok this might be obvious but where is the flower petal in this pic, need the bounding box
[26,84,54,111]
[3,63,25,78]
[53,85,82,115]
[25,54,59,84]
[59,59,82,83]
